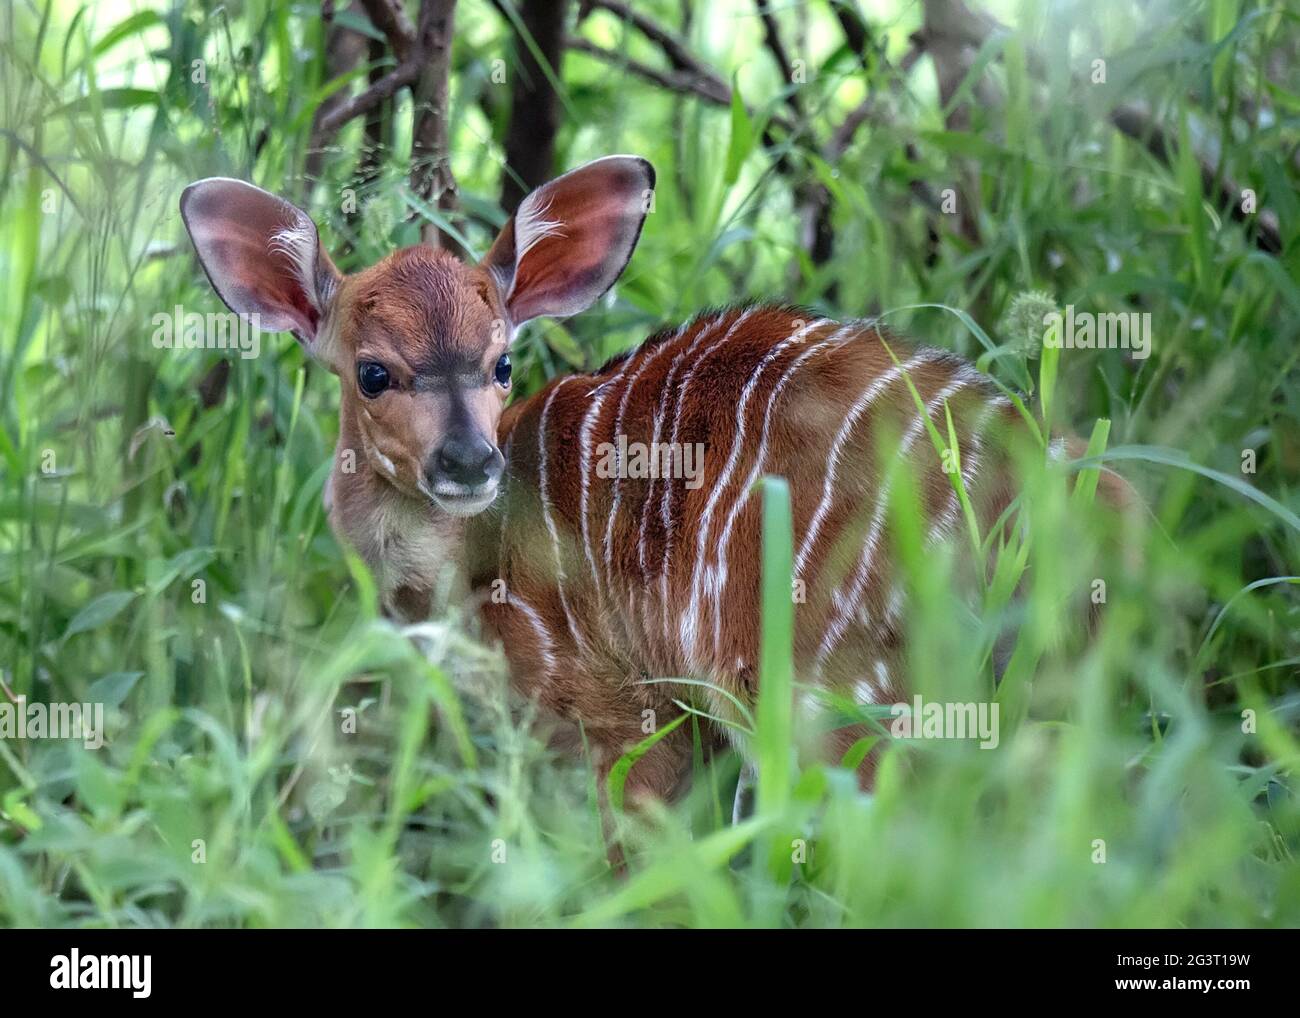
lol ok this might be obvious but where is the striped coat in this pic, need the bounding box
[471,304,1023,797]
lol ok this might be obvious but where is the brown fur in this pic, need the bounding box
[335,249,510,501]
[456,306,1029,804]
[181,162,1130,856]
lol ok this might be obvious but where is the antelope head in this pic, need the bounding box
[180,156,655,517]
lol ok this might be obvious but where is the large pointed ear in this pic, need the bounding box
[180,178,342,363]
[482,155,654,327]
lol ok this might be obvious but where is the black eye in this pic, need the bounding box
[494,353,512,388]
[358,361,390,397]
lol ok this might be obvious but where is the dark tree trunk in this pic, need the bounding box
[304,1,368,198]
[499,0,571,214]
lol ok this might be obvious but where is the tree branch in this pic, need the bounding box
[409,0,460,250]
[754,0,803,118]
[359,0,415,60]
[303,1,369,198]
[318,60,419,135]
[310,0,462,253]
[920,0,984,249]
[564,36,731,108]
[828,0,870,58]
[579,0,723,88]
[1110,101,1281,254]
[920,0,1283,255]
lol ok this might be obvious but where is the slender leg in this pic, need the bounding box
[594,758,628,875]
[731,760,757,825]
[594,722,698,870]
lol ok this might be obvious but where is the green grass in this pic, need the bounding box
[1,0,1299,927]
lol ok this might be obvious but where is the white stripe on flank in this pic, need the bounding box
[929,396,1005,545]
[794,351,933,584]
[685,318,824,610]
[677,317,835,661]
[815,375,971,668]
[645,312,737,546]
[654,307,763,663]
[539,377,585,650]
[879,395,1007,630]
[579,381,613,597]
[660,308,761,534]
[624,318,726,636]
[707,322,856,660]
[600,327,687,597]
[505,591,557,679]
[849,659,892,705]
[636,318,722,582]
[655,307,761,650]
[625,312,732,641]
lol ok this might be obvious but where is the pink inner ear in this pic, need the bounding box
[201,239,316,336]
[500,156,653,324]
[509,252,606,324]
[181,179,325,340]
[233,270,319,336]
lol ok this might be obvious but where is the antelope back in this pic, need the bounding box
[474,305,1031,750]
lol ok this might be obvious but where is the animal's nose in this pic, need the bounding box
[431,431,503,489]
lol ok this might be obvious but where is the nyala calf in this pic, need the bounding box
[181,156,1130,834]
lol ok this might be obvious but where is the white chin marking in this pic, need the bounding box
[433,491,497,517]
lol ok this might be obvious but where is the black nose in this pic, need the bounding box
[431,431,503,489]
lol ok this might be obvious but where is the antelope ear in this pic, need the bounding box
[180,178,342,364]
[482,155,654,327]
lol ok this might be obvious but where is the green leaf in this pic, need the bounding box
[74,752,124,817]
[1080,445,1300,535]
[839,736,880,772]
[91,10,164,59]
[1176,107,1207,284]
[87,671,145,709]
[540,321,587,369]
[570,817,768,926]
[1039,339,1059,428]
[754,476,796,889]
[607,712,689,813]
[64,591,137,639]
[1070,419,1111,508]
[145,547,216,596]
[2,790,42,831]
[724,78,754,186]
[55,88,161,117]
